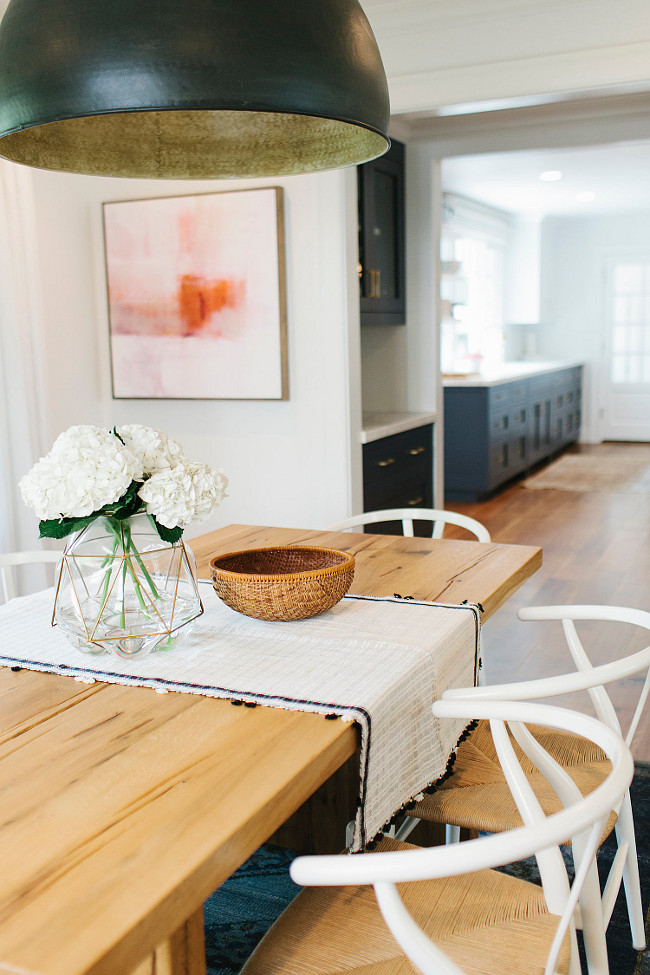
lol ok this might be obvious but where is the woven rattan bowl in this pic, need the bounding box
[209,545,355,622]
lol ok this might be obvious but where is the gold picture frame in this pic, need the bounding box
[103,186,288,400]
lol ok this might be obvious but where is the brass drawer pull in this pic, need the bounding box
[407,497,424,506]
[376,457,396,467]
[408,446,426,456]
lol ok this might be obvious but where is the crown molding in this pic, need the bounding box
[364,0,648,36]
[391,90,650,162]
[399,89,650,140]
[386,41,650,116]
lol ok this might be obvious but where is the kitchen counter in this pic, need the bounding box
[442,360,584,388]
[361,410,437,444]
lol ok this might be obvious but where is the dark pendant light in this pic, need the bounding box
[0,0,390,179]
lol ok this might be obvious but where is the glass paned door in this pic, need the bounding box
[599,257,650,441]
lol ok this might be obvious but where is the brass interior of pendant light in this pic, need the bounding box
[0,0,391,179]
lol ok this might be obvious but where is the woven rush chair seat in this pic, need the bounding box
[410,720,617,839]
[240,838,571,975]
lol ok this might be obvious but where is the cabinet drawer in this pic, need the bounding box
[490,412,509,437]
[364,470,432,512]
[509,432,528,472]
[510,406,527,429]
[509,382,528,407]
[489,440,510,479]
[550,369,571,388]
[362,473,434,535]
[529,375,554,399]
[363,425,432,482]
[487,386,510,412]
[490,405,527,438]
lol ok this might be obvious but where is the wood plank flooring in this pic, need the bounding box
[443,443,650,761]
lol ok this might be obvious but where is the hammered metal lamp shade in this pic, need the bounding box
[0,0,390,178]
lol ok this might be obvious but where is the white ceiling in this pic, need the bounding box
[441,140,650,218]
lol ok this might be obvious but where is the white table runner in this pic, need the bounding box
[0,583,481,851]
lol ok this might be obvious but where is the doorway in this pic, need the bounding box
[439,140,650,444]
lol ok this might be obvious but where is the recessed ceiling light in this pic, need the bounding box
[539,170,563,181]
[576,191,596,202]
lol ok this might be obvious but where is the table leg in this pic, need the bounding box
[128,907,207,975]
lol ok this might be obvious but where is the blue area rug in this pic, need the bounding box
[204,843,301,975]
[204,762,650,974]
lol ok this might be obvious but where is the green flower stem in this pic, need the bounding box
[100,535,119,607]
[118,521,148,612]
[120,561,127,629]
[100,518,161,629]
[123,520,159,600]
[124,553,148,612]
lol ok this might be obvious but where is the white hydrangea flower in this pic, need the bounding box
[138,463,228,529]
[116,424,186,477]
[19,425,141,520]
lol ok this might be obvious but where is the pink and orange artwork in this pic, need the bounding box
[103,187,287,399]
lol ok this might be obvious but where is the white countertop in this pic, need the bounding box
[442,360,584,388]
[361,411,437,444]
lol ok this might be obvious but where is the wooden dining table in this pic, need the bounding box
[0,523,541,975]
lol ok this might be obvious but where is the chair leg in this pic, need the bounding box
[345,820,355,849]
[568,924,582,975]
[445,824,461,844]
[579,860,611,975]
[615,793,646,950]
[393,816,420,842]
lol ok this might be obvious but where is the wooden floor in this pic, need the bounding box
[444,442,650,762]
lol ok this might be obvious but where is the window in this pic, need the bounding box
[610,260,650,384]
[441,193,510,373]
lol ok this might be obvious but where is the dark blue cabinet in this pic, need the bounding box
[358,139,406,326]
[444,367,583,501]
[362,424,433,534]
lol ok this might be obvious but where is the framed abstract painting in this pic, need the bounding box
[103,186,288,399]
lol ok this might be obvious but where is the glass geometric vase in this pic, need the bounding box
[53,512,203,658]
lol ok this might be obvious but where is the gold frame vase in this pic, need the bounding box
[53,512,203,657]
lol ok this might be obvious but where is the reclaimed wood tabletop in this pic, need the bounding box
[0,524,541,975]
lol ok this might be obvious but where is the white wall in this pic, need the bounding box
[17,165,361,538]
[539,209,650,442]
[359,141,440,419]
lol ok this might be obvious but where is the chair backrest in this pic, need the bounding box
[0,550,61,603]
[290,699,633,975]
[444,604,650,751]
[326,508,491,542]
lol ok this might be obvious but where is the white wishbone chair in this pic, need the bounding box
[327,507,491,541]
[0,550,60,603]
[240,700,633,975]
[396,605,650,965]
